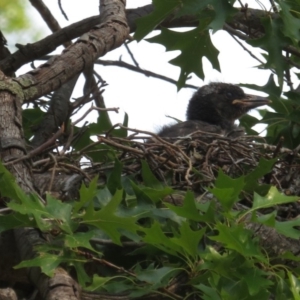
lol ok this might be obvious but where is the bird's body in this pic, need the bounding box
[158,83,270,139]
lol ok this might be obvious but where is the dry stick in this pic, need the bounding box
[272,136,285,158]
[98,136,144,155]
[48,153,58,193]
[58,162,92,181]
[72,105,119,126]
[61,125,74,155]
[98,134,181,169]
[225,21,300,63]
[220,144,244,173]
[4,127,64,166]
[58,0,69,20]
[76,249,183,300]
[285,51,294,90]
[12,163,47,204]
[72,80,108,110]
[226,26,290,83]
[95,59,198,89]
[118,124,194,169]
[237,0,245,8]
[124,41,139,67]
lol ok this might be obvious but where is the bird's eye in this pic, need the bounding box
[226,92,232,98]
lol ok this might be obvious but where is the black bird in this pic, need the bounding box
[158,82,271,139]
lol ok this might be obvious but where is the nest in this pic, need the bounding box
[33,128,300,217]
[94,130,300,195]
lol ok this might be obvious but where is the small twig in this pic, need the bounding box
[91,238,145,247]
[71,105,119,126]
[238,0,245,8]
[95,59,198,89]
[272,136,285,158]
[58,162,92,181]
[285,51,294,90]
[229,31,265,65]
[58,0,69,20]
[48,153,58,193]
[61,125,74,155]
[124,42,139,67]
[4,127,64,166]
[29,0,71,48]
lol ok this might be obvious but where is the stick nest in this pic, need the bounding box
[94,130,300,197]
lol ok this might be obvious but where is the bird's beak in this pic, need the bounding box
[232,94,271,109]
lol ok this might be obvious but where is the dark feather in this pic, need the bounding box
[158,82,270,139]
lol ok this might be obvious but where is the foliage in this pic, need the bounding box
[1,157,300,298]
[0,0,30,33]
[0,1,44,50]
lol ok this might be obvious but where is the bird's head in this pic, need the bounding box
[186,83,271,130]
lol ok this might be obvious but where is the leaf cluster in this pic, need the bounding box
[1,155,300,299]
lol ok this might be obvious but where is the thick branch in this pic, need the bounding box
[0,15,102,75]
[15,1,129,103]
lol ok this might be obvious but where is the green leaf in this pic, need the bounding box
[242,268,273,296]
[252,211,276,227]
[134,0,179,41]
[130,181,155,205]
[82,189,139,245]
[0,213,36,232]
[248,17,289,87]
[244,158,276,194]
[74,176,98,214]
[7,193,50,231]
[210,223,264,259]
[0,162,29,203]
[71,261,91,287]
[288,272,300,300]
[165,191,211,222]
[176,0,236,31]
[138,186,173,204]
[148,24,220,89]
[45,194,77,234]
[22,108,44,140]
[90,111,112,134]
[275,218,300,239]
[107,159,122,194]
[141,160,163,189]
[64,231,97,253]
[136,266,179,286]
[239,114,260,135]
[15,253,66,277]
[170,221,205,257]
[209,170,244,210]
[278,1,300,43]
[90,112,128,138]
[252,186,299,210]
[87,275,130,292]
[94,187,113,207]
[194,284,221,300]
[142,221,183,258]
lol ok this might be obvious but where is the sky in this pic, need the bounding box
[17,0,296,134]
